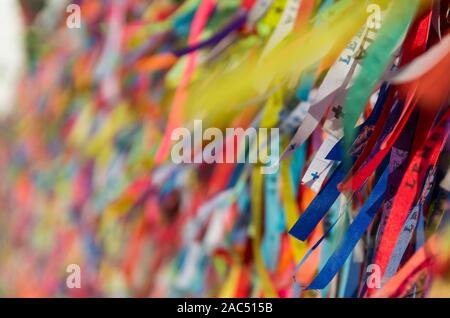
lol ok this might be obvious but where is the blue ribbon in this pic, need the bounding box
[307,167,389,290]
[289,84,389,241]
[289,165,346,241]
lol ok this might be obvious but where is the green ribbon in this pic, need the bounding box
[343,0,420,165]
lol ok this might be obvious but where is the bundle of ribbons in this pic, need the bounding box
[0,0,449,298]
